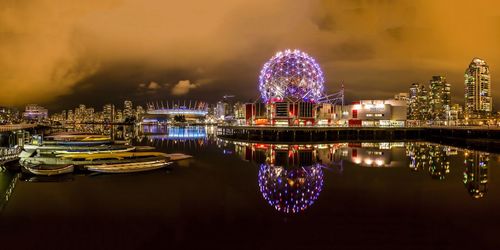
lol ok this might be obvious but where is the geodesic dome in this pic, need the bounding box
[259,49,325,103]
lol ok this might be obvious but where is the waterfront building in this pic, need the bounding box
[142,101,208,124]
[465,58,492,118]
[448,104,463,124]
[22,104,48,122]
[234,102,246,125]
[429,76,451,121]
[408,83,430,122]
[343,99,407,127]
[244,49,347,127]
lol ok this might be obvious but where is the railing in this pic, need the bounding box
[0,124,37,132]
[220,124,500,130]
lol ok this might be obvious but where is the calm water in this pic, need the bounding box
[1,125,499,249]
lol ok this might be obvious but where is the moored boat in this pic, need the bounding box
[54,146,136,155]
[85,160,172,173]
[59,151,169,161]
[24,164,74,176]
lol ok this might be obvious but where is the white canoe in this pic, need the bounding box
[85,160,172,173]
[54,146,136,155]
[25,165,74,176]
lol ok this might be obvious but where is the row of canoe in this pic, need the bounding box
[21,133,192,176]
[23,153,191,175]
[24,159,174,175]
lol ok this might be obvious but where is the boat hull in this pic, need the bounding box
[86,161,172,173]
[25,165,74,176]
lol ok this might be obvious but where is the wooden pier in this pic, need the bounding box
[217,125,500,152]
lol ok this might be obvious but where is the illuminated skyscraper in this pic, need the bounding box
[408,83,429,121]
[103,104,115,123]
[124,100,134,120]
[465,58,492,118]
[429,76,451,121]
[135,105,145,121]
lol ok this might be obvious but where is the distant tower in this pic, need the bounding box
[465,58,492,118]
[429,76,451,121]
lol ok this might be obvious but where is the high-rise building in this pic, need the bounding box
[67,110,74,122]
[124,100,134,120]
[429,76,451,121]
[115,109,123,122]
[75,104,86,122]
[86,108,94,122]
[135,105,145,121]
[465,58,492,118]
[408,83,429,121]
[103,104,115,123]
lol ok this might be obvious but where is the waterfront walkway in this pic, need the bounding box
[0,124,36,132]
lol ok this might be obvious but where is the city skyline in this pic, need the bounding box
[0,1,499,111]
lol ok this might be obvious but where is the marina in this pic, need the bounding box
[0,125,499,249]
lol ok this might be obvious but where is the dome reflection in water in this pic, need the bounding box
[258,163,324,214]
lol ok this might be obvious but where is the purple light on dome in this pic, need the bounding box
[258,163,324,214]
[259,49,325,103]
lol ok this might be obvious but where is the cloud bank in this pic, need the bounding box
[0,0,499,110]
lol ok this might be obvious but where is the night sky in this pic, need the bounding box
[1,0,499,112]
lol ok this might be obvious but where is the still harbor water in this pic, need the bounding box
[1,125,500,249]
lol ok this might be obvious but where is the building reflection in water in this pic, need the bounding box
[338,142,405,168]
[231,142,407,213]
[139,125,212,150]
[463,150,489,199]
[239,144,325,214]
[259,163,323,214]
[405,143,453,180]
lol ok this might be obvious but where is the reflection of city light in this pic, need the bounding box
[258,164,324,214]
[375,159,384,166]
[353,158,362,164]
[364,159,373,165]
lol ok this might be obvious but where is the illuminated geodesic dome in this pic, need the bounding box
[259,49,325,103]
[258,164,324,214]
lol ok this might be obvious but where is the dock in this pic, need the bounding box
[217,125,500,152]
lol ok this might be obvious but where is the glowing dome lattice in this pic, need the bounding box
[258,164,324,214]
[259,49,325,103]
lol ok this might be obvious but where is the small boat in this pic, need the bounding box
[54,146,135,155]
[42,140,113,146]
[85,160,172,173]
[59,151,169,161]
[45,134,110,141]
[24,164,74,176]
[166,153,192,161]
